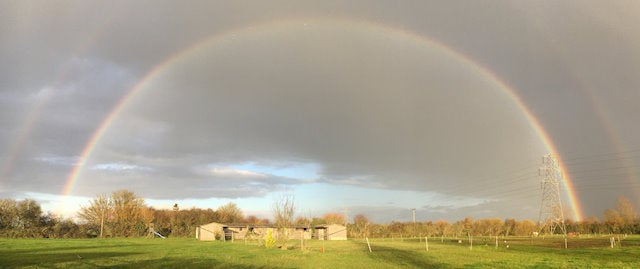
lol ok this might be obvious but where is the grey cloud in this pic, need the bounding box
[1,1,639,222]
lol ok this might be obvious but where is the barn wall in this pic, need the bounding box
[198,222,222,241]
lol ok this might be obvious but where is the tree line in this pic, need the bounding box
[347,196,640,238]
[0,190,638,238]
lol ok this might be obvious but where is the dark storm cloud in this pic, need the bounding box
[88,21,543,200]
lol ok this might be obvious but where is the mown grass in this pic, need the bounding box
[0,235,639,268]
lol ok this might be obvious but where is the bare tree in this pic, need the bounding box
[16,200,42,230]
[272,194,295,246]
[0,199,18,231]
[216,202,244,223]
[603,196,637,234]
[110,190,145,237]
[353,214,369,238]
[604,208,623,233]
[78,194,111,238]
[616,195,637,233]
[323,212,346,224]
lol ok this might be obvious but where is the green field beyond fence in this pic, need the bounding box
[1,235,639,268]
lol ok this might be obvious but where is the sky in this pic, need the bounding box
[1,1,639,223]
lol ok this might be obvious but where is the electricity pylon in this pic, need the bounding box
[538,154,567,235]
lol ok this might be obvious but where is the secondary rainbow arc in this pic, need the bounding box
[59,17,584,221]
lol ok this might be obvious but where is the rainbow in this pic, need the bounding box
[59,17,584,221]
[0,95,48,184]
[542,33,640,205]
[0,12,118,188]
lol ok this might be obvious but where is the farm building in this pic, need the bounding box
[315,224,347,240]
[196,222,223,240]
[196,222,345,241]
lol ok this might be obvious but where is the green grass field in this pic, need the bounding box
[1,235,639,268]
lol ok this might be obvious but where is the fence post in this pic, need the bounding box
[610,237,615,248]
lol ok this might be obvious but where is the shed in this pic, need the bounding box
[197,222,318,241]
[315,224,347,240]
[196,222,223,241]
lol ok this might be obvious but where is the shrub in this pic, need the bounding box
[265,230,276,249]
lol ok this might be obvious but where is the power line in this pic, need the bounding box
[392,149,640,218]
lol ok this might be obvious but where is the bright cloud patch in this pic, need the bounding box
[92,162,152,172]
[230,162,321,180]
[34,155,84,167]
[210,167,266,178]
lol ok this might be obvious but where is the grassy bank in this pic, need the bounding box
[1,235,639,268]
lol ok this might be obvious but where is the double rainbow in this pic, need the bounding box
[59,17,584,221]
